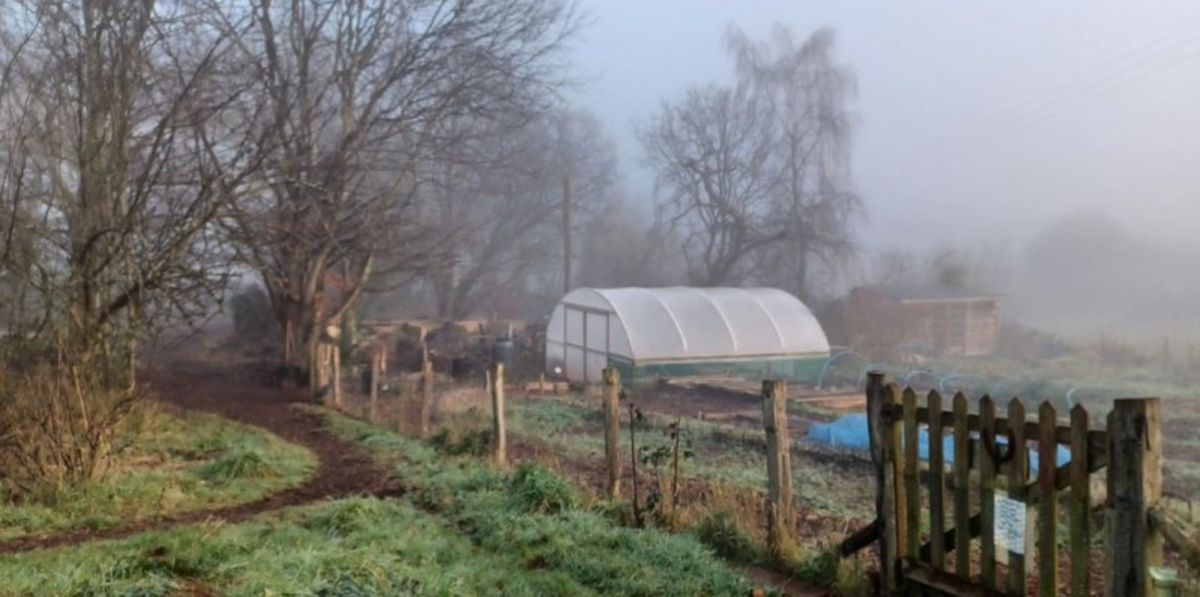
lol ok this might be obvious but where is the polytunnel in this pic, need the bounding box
[545,287,831,384]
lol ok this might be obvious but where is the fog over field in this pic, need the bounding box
[566,0,1200,343]
[2,2,1200,594]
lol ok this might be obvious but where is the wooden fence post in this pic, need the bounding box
[928,389,945,570]
[762,379,792,558]
[953,392,971,578]
[602,368,622,499]
[1007,399,1029,596]
[902,388,919,561]
[368,349,381,423]
[1069,404,1091,597]
[1106,398,1162,597]
[331,342,342,408]
[979,395,998,591]
[490,363,507,468]
[867,372,898,595]
[1037,401,1058,597]
[314,342,333,406]
[419,357,433,437]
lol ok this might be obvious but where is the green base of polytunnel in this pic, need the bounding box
[608,355,827,388]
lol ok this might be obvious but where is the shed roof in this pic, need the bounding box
[875,284,1000,304]
[548,287,830,363]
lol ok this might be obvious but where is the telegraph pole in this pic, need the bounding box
[562,176,572,294]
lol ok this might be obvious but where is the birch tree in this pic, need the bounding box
[640,26,859,296]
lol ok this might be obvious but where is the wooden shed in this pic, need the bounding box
[846,284,1000,358]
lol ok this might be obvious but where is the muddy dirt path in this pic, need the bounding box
[0,360,397,555]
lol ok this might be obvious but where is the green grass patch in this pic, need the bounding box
[0,404,316,541]
[509,463,577,514]
[0,497,593,596]
[307,406,754,596]
[695,511,759,563]
[199,449,280,483]
[505,395,875,521]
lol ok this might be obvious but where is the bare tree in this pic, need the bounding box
[639,82,780,286]
[425,108,616,319]
[0,0,263,367]
[576,199,686,289]
[732,27,859,300]
[867,247,919,287]
[219,0,576,387]
[640,25,859,295]
[0,0,264,491]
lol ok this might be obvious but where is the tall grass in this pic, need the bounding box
[0,498,592,596]
[453,395,878,593]
[0,405,315,541]
[199,449,280,483]
[310,406,754,596]
[0,407,756,596]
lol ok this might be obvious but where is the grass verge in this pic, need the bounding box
[441,393,876,594]
[309,405,756,595]
[0,497,595,595]
[0,404,316,541]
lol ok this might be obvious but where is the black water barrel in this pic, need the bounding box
[492,336,514,368]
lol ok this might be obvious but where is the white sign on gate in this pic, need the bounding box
[994,495,1027,555]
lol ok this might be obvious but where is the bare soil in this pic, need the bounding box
[0,359,397,555]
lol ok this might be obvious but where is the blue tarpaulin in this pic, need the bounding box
[803,414,1070,473]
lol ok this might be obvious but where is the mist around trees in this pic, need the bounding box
[5,1,1190,497]
[0,3,869,492]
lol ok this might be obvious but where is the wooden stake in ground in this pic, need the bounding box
[866,372,898,596]
[602,368,622,499]
[628,401,643,527]
[419,357,434,436]
[328,325,343,408]
[761,379,792,558]
[1106,397,1162,597]
[490,363,507,467]
[314,341,335,406]
[333,345,342,407]
[368,349,381,422]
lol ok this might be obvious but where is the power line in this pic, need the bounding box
[968,30,1194,132]
[916,30,1200,156]
[966,31,1200,139]
[1003,43,1200,136]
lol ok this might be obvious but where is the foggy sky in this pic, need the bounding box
[567,1,1200,252]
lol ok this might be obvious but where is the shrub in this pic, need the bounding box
[794,547,840,587]
[508,463,576,514]
[315,570,419,597]
[430,426,492,456]
[695,511,759,563]
[304,498,395,537]
[200,450,278,483]
[591,500,636,527]
[833,556,872,596]
[0,366,138,497]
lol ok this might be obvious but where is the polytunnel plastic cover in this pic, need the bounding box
[546,287,831,363]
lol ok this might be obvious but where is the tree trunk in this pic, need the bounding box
[793,251,810,304]
[278,298,312,388]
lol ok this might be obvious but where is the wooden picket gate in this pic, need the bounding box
[861,373,1162,596]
